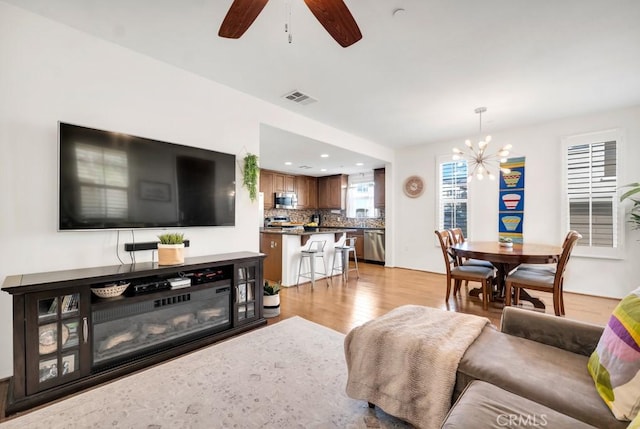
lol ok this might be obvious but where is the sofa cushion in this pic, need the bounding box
[588,287,640,421]
[457,326,627,429]
[442,380,599,429]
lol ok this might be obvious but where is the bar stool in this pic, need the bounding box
[331,236,359,281]
[296,240,330,288]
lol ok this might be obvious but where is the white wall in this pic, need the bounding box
[393,106,640,300]
[0,3,392,379]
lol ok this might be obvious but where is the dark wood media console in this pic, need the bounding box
[1,251,266,415]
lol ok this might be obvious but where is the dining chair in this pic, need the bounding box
[434,230,495,310]
[515,230,576,274]
[505,231,582,316]
[448,228,495,269]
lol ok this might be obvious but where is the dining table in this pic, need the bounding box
[450,241,562,309]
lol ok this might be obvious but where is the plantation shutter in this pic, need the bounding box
[566,140,617,247]
[439,161,468,236]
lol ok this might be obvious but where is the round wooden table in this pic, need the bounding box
[450,241,562,309]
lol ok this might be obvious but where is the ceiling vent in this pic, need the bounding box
[282,90,318,105]
[298,165,313,169]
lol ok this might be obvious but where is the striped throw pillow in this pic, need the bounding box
[588,287,640,421]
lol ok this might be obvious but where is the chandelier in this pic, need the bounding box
[452,107,512,181]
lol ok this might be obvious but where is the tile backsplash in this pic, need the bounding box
[264,208,385,228]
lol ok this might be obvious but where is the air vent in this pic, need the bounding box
[298,165,313,169]
[282,90,318,105]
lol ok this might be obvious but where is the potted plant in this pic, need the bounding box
[263,280,281,318]
[157,233,186,265]
[620,182,640,231]
[242,153,259,203]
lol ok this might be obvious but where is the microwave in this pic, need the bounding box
[275,192,297,209]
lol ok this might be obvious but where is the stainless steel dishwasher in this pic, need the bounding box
[364,229,385,263]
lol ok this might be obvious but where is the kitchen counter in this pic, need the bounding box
[260,229,354,286]
[260,227,357,235]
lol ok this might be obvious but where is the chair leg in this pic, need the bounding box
[482,279,489,310]
[513,285,520,306]
[453,279,462,296]
[352,249,360,279]
[505,281,512,307]
[445,277,452,302]
[296,255,304,288]
[321,255,331,287]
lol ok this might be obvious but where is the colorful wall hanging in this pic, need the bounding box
[499,157,525,243]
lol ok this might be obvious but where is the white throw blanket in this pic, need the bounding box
[344,305,490,429]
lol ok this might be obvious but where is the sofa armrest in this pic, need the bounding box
[499,307,604,356]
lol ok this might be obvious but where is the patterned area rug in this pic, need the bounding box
[1,317,411,428]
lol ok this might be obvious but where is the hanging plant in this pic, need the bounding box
[242,153,260,202]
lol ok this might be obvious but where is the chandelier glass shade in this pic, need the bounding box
[452,107,512,182]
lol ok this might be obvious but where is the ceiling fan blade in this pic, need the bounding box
[218,0,269,39]
[303,0,362,47]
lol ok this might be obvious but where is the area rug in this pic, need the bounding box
[1,317,411,429]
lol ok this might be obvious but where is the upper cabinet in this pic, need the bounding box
[273,173,295,193]
[374,168,385,208]
[261,170,316,210]
[259,170,275,209]
[318,174,347,209]
[295,176,318,210]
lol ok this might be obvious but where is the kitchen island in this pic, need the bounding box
[260,228,355,286]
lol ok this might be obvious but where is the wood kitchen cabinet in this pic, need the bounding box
[295,175,318,209]
[347,230,365,261]
[374,168,385,208]
[317,174,347,209]
[274,173,295,193]
[260,233,283,283]
[259,170,274,209]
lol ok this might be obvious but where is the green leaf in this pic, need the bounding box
[242,153,260,203]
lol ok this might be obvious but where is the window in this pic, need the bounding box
[562,129,623,258]
[346,172,375,218]
[437,158,468,236]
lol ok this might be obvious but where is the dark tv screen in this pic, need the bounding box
[58,122,236,230]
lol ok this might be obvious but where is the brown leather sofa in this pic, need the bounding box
[446,306,625,429]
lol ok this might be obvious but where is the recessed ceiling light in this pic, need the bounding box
[284,161,292,165]
[320,154,329,158]
[320,168,327,172]
[355,162,364,166]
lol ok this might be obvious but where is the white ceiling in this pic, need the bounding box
[6,0,640,174]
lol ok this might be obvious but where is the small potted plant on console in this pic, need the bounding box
[157,233,186,265]
[263,280,281,318]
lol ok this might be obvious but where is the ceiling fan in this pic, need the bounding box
[218,0,362,48]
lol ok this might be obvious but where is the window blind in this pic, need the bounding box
[566,140,617,247]
[439,161,468,236]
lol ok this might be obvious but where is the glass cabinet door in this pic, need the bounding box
[236,264,257,324]
[28,291,87,394]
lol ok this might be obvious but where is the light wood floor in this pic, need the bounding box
[267,262,619,331]
[1,262,618,420]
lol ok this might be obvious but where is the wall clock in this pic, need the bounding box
[403,175,425,198]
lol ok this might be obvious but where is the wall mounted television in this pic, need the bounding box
[58,122,236,230]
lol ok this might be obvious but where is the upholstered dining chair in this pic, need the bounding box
[435,230,495,310]
[505,231,582,316]
[515,230,576,274]
[448,228,495,270]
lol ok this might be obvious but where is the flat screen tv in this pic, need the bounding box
[58,122,236,230]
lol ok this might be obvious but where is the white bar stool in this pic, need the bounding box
[296,240,330,288]
[331,236,359,281]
